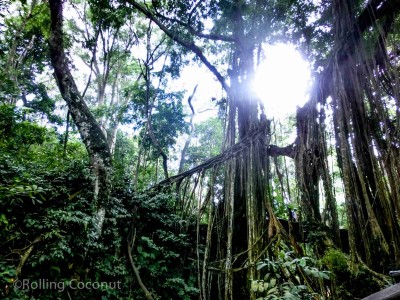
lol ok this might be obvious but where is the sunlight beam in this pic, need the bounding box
[253,44,311,118]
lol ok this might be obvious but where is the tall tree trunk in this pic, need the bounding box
[225,10,269,297]
[48,0,112,237]
[331,0,400,269]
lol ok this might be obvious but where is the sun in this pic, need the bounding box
[253,43,311,117]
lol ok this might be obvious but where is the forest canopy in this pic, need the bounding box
[1,0,400,299]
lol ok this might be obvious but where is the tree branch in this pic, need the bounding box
[178,84,198,173]
[149,126,295,191]
[13,236,42,278]
[127,227,155,300]
[49,0,111,160]
[125,0,232,97]
[154,13,237,43]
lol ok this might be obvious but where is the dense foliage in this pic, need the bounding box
[1,0,400,299]
[0,105,199,299]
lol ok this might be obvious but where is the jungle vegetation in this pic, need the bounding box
[1,0,400,299]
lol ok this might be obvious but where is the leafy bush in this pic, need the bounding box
[126,191,199,299]
[0,108,197,299]
[321,248,383,299]
[252,248,329,299]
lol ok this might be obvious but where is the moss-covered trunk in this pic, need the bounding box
[330,0,400,269]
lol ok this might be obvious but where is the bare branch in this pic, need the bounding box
[178,84,198,173]
[125,0,232,97]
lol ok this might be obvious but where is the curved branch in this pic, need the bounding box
[187,83,198,115]
[125,0,232,97]
[178,84,198,173]
[155,13,237,43]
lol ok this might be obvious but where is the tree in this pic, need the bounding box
[0,1,60,123]
[2,0,400,299]
[67,0,140,153]
[124,0,400,298]
[328,0,400,268]
[122,1,314,298]
[48,0,112,237]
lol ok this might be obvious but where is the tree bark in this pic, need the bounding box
[48,0,112,236]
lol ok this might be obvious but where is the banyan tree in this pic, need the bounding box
[46,0,400,299]
[122,0,400,298]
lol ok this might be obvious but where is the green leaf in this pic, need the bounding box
[270,278,276,287]
[267,286,278,295]
[257,262,267,270]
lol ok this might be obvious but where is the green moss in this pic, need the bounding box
[321,248,349,278]
[321,248,383,299]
